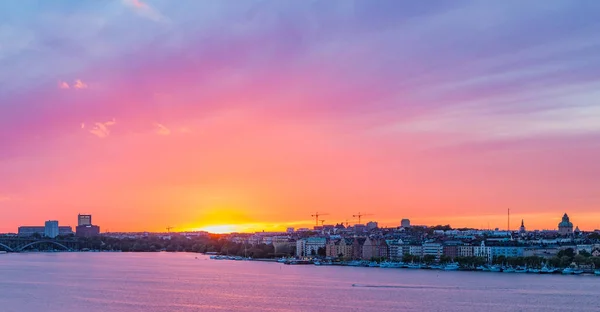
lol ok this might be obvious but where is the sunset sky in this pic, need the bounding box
[2,1,600,233]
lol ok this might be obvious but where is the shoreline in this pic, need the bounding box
[210,256,600,276]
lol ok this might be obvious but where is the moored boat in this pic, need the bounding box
[489,265,502,272]
[594,270,600,276]
[443,263,460,271]
[562,267,574,274]
[407,263,422,269]
[285,259,312,265]
[540,266,556,274]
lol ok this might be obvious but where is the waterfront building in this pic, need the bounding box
[286,227,294,233]
[422,242,443,261]
[362,237,387,260]
[296,239,306,257]
[326,238,353,259]
[474,241,492,263]
[408,245,423,257]
[457,245,474,257]
[558,213,574,235]
[401,219,411,228]
[490,246,524,259]
[296,237,326,257]
[442,242,461,260]
[44,220,59,238]
[352,238,366,259]
[386,239,404,261]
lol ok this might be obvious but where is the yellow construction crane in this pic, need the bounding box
[352,212,374,225]
[311,212,329,226]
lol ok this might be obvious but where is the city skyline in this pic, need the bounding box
[2,1,600,233]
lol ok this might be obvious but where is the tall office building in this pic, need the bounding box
[76,214,100,237]
[44,220,59,238]
[78,214,92,226]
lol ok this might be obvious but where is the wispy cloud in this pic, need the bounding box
[58,79,87,89]
[122,0,166,22]
[0,195,10,202]
[89,118,116,138]
[154,123,171,136]
[73,79,88,89]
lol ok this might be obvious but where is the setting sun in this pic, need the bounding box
[197,225,241,234]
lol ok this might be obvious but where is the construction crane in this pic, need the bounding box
[320,220,326,226]
[352,212,374,225]
[311,212,329,226]
[166,226,174,233]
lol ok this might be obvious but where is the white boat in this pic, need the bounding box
[407,263,422,269]
[489,265,502,272]
[443,263,460,271]
[368,261,379,267]
[540,265,556,274]
[347,260,362,267]
[476,265,489,271]
[277,257,287,263]
[379,261,393,268]
[562,267,574,274]
[514,267,527,273]
[573,269,584,275]
[527,268,540,274]
[389,262,403,268]
[503,267,516,273]
[594,270,600,276]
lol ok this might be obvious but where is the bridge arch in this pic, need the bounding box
[17,241,71,252]
[0,243,14,252]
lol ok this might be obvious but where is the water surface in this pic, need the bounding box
[0,253,597,311]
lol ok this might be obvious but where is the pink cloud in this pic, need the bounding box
[73,79,88,89]
[88,119,116,138]
[154,123,171,136]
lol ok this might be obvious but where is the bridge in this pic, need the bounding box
[0,237,79,252]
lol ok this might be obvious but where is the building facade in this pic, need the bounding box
[326,239,353,259]
[458,245,474,257]
[76,225,100,237]
[558,213,574,235]
[78,214,92,226]
[422,242,443,261]
[44,221,59,238]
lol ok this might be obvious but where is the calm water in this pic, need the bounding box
[0,253,598,312]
